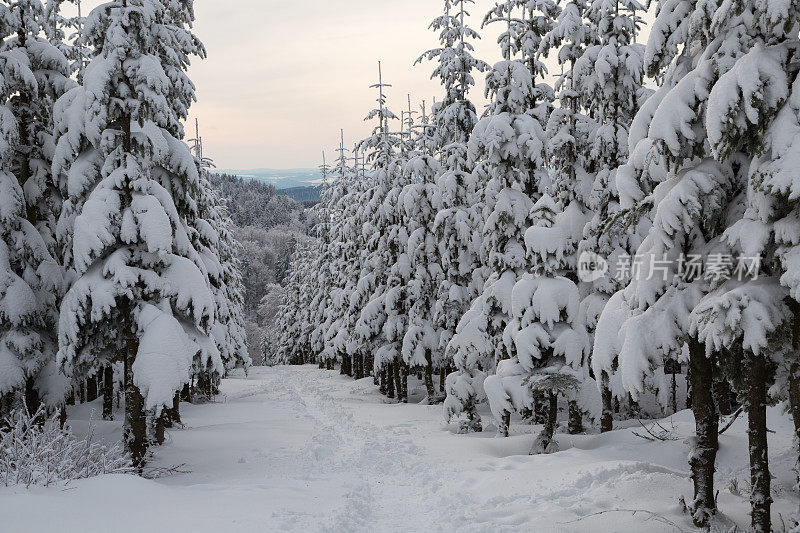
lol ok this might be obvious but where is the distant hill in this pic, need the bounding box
[218,168,323,190]
[279,186,320,204]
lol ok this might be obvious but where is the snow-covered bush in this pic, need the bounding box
[0,406,131,487]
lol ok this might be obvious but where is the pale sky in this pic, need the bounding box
[75,1,654,170]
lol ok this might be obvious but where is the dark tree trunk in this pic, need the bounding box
[59,404,67,428]
[86,375,98,402]
[789,301,800,523]
[103,366,114,420]
[379,365,387,395]
[366,354,374,380]
[196,372,211,400]
[400,362,408,403]
[125,380,148,468]
[600,371,613,433]
[688,338,718,527]
[354,354,364,379]
[386,363,395,399]
[532,393,558,454]
[392,360,402,402]
[180,382,191,402]
[424,356,436,403]
[714,378,733,416]
[24,376,41,418]
[627,392,640,418]
[746,350,771,533]
[439,368,446,393]
[165,391,180,427]
[567,400,583,434]
[155,409,167,445]
[686,360,693,411]
[670,369,678,415]
[499,411,510,437]
[123,297,148,470]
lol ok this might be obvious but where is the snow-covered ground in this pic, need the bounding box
[1,365,797,532]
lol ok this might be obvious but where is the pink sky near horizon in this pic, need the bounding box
[74,0,654,170]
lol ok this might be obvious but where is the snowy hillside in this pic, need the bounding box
[218,168,325,190]
[1,366,795,533]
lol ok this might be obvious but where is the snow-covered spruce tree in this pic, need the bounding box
[0,0,74,416]
[592,0,773,524]
[451,1,551,435]
[194,171,250,386]
[54,0,214,467]
[413,0,492,423]
[328,143,369,376]
[536,0,598,433]
[351,65,404,395]
[322,136,358,371]
[308,155,335,370]
[484,195,589,449]
[276,242,314,365]
[572,0,648,432]
[400,108,443,402]
[44,0,89,80]
[690,5,800,529]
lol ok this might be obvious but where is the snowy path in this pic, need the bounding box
[1,365,798,532]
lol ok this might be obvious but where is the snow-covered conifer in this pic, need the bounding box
[0,0,74,414]
[53,0,212,466]
[591,0,777,524]
[400,105,443,402]
[484,195,589,444]
[572,0,647,432]
[450,2,550,416]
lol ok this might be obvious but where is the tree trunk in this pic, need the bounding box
[685,359,693,411]
[24,376,41,418]
[379,365,387,395]
[670,369,678,415]
[123,300,148,470]
[714,378,733,416]
[86,375,98,402]
[499,411,510,437]
[400,362,408,403]
[365,354,374,379]
[180,382,190,402]
[532,392,558,454]
[103,366,114,420]
[600,371,613,433]
[386,363,395,399]
[567,400,583,434]
[124,360,148,468]
[746,350,771,533]
[392,360,402,402]
[688,338,718,527]
[439,368,446,393]
[627,392,640,418]
[155,409,167,445]
[165,391,180,427]
[789,300,800,524]
[424,355,436,403]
